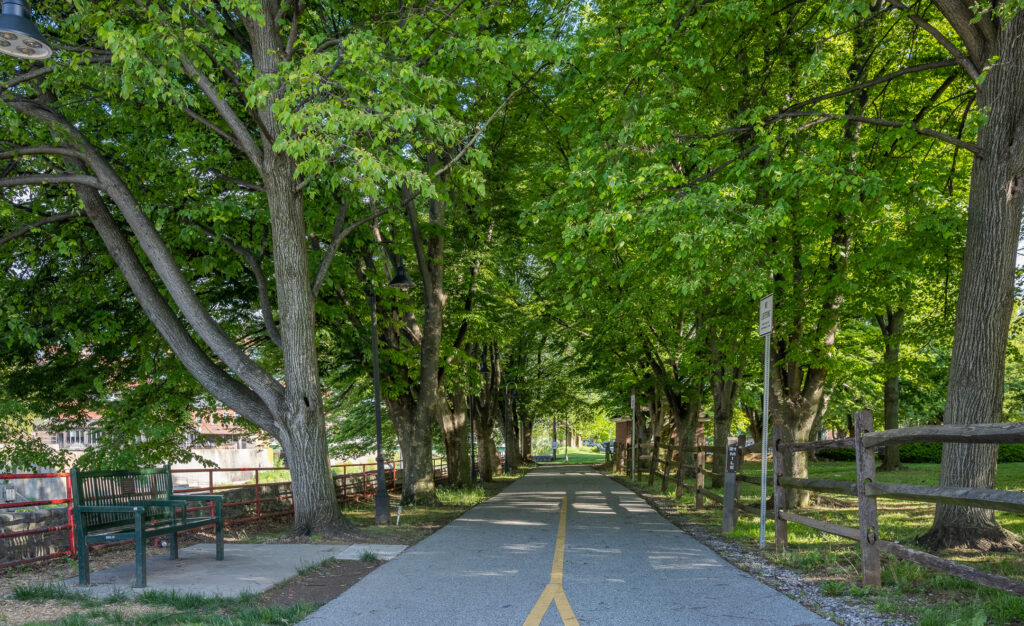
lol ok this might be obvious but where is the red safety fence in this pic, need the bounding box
[0,457,448,569]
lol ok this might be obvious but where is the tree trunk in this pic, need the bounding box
[277,410,349,534]
[264,151,349,534]
[772,366,828,508]
[921,16,1024,550]
[474,395,499,481]
[439,390,471,488]
[710,368,740,488]
[878,307,904,472]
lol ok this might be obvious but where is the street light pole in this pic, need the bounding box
[369,284,389,526]
[468,392,476,483]
[502,384,510,474]
[369,263,416,526]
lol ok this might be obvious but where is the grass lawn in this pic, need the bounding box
[533,446,607,465]
[617,459,1024,625]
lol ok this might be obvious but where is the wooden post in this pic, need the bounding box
[773,427,788,551]
[695,423,706,509]
[647,436,660,487]
[722,437,739,533]
[854,409,881,586]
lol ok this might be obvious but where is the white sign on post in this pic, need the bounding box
[759,294,774,336]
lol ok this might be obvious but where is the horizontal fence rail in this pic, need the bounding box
[0,457,448,569]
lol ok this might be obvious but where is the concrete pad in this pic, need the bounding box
[336,544,407,560]
[64,543,351,598]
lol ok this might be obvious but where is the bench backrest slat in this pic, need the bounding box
[71,466,174,532]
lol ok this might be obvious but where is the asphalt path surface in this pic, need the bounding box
[302,465,830,625]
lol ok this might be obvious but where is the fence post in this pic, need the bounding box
[647,436,660,487]
[695,424,706,509]
[62,473,76,560]
[773,427,787,551]
[722,437,739,533]
[254,469,261,520]
[854,409,881,586]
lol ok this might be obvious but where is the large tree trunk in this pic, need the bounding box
[921,14,1024,550]
[439,390,471,488]
[772,366,829,508]
[389,394,436,504]
[878,307,904,472]
[263,149,349,533]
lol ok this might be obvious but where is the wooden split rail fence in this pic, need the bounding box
[774,409,1024,595]
[611,421,761,533]
[610,409,1024,596]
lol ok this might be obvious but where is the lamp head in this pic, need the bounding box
[478,361,488,375]
[388,264,416,291]
[0,1,51,60]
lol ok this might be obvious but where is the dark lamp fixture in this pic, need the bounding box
[0,1,51,60]
[478,361,488,374]
[388,264,416,291]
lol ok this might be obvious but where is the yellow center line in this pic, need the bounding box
[523,495,578,626]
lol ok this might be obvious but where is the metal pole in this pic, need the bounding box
[469,394,477,483]
[370,285,389,526]
[502,385,510,474]
[760,332,770,548]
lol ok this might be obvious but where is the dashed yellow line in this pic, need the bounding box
[523,495,578,626]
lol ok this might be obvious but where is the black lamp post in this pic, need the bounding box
[370,263,416,526]
[0,1,51,59]
[471,360,487,483]
[502,384,511,474]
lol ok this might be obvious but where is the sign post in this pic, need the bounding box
[630,392,637,482]
[758,294,773,549]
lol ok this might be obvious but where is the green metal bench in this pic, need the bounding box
[70,465,224,588]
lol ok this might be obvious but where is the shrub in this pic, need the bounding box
[816,448,855,462]
[803,442,1024,463]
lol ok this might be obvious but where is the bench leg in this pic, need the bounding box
[77,543,90,586]
[169,531,178,559]
[215,518,224,561]
[134,511,146,588]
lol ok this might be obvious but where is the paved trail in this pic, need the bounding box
[303,465,829,625]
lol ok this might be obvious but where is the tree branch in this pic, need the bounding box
[779,111,979,153]
[432,65,548,181]
[0,173,104,188]
[0,146,84,160]
[0,212,83,247]
[783,59,959,112]
[179,55,264,165]
[189,221,282,348]
[312,204,391,298]
[884,0,981,80]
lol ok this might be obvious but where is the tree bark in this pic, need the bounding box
[921,11,1024,551]
[878,307,905,471]
[439,389,471,488]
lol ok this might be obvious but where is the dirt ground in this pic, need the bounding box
[259,558,381,607]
